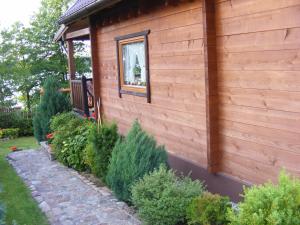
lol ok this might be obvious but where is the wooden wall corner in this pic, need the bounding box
[202,0,220,173]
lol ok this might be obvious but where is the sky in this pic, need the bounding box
[0,0,42,28]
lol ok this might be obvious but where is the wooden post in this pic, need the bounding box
[202,0,220,173]
[67,39,76,106]
[89,16,101,119]
[67,39,76,80]
[81,76,90,117]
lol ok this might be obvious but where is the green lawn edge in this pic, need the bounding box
[0,137,49,225]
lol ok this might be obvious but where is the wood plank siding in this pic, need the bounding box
[88,0,300,187]
[93,0,208,167]
[216,0,300,184]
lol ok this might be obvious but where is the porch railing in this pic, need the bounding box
[70,76,93,117]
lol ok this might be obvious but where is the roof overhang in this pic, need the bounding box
[58,0,122,25]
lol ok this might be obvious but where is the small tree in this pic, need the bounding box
[33,77,71,141]
[106,120,168,203]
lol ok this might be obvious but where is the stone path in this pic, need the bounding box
[7,149,140,225]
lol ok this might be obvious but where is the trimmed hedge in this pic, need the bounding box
[0,128,19,139]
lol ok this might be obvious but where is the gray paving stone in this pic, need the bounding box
[7,149,140,225]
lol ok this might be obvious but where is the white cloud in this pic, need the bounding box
[0,0,41,28]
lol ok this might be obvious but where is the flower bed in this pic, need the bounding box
[43,112,300,225]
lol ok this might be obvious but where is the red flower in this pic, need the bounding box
[46,133,54,139]
[10,146,17,151]
[91,112,96,119]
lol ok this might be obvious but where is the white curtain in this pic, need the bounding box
[122,41,145,85]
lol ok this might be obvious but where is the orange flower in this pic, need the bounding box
[10,146,17,151]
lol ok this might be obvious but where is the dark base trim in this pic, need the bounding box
[168,153,250,202]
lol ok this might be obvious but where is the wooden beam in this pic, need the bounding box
[65,28,90,40]
[66,40,76,80]
[202,0,220,173]
[89,16,101,116]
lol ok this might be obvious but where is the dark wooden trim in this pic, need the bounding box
[115,30,151,102]
[202,0,219,173]
[81,76,90,117]
[115,30,150,41]
[89,16,101,117]
[116,40,122,98]
[168,153,249,203]
[65,28,90,40]
[144,33,151,103]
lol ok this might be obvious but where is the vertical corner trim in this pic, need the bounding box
[202,0,220,173]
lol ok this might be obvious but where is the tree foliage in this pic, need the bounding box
[33,77,71,141]
[0,0,90,110]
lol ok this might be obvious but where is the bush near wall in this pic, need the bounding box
[84,122,119,179]
[131,165,204,225]
[106,120,168,203]
[186,192,231,225]
[228,171,300,225]
[50,113,91,171]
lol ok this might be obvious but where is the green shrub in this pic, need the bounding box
[0,111,33,136]
[51,113,91,171]
[84,122,119,179]
[131,165,204,225]
[17,117,33,136]
[0,128,19,139]
[227,171,300,225]
[50,112,75,132]
[106,120,168,203]
[61,123,90,171]
[186,192,231,225]
[33,77,71,142]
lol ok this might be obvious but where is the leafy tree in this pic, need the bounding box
[0,0,91,110]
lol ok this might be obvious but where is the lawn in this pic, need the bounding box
[0,137,49,225]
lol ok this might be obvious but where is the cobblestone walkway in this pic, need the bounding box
[7,150,140,225]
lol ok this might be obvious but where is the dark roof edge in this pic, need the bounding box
[58,0,122,25]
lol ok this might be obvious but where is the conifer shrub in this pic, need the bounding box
[227,171,300,225]
[131,165,204,225]
[106,120,168,203]
[84,122,119,179]
[186,192,231,225]
[33,77,71,142]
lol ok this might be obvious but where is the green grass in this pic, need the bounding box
[0,137,49,225]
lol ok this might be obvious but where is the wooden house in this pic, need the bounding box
[55,0,300,201]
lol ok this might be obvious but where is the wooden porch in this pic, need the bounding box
[70,76,94,117]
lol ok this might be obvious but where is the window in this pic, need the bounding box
[115,30,150,103]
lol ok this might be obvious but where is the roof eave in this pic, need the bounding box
[58,0,122,25]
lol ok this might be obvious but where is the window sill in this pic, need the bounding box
[120,89,147,98]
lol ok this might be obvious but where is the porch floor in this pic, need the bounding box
[7,150,140,225]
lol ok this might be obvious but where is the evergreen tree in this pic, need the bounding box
[33,77,71,141]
